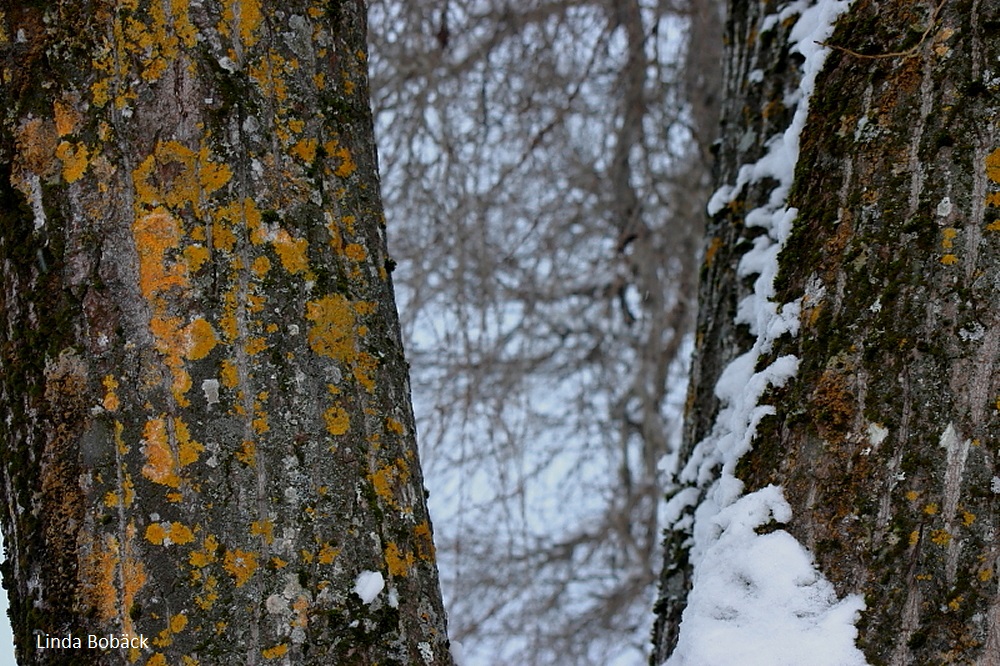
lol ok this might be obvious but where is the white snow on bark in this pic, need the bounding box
[664,2,870,664]
[353,570,385,605]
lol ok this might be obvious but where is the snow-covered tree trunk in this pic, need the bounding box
[653,1,1000,664]
[0,1,452,664]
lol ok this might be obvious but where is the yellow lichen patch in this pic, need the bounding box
[134,142,200,211]
[384,541,414,577]
[323,139,356,178]
[353,352,378,393]
[344,243,367,262]
[223,548,258,587]
[251,255,271,277]
[941,254,958,266]
[317,543,339,565]
[704,236,724,266]
[147,654,168,666]
[146,523,168,545]
[54,99,82,136]
[905,490,919,502]
[986,193,1000,210]
[909,530,920,546]
[273,229,311,275]
[306,294,356,361]
[979,568,993,582]
[196,579,220,610]
[413,521,436,562]
[141,417,181,487]
[198,151,232,195]
[133,210,188,299]
[184,245,211,272]
[189,534,220,568]
[290,137,318,163]
[220,358,240,388]
[140,416,203,487]
[103,375,121,411]
[170,613,188,633]
[271,556,288,569]
[930,529,952,546]
[386,418,405,435]
[323,406,350,436]
[962,511,976,527]
[80,534,120,621]
[987,148,1000,183]
[146,522,195,546]
[941,227,957,249]
[235,439,256,466]
[245,337,268,355]
[263,644,289,659]
[184,317,219,360]
[948,595,963,612]
[56,141,90,183]
[251,520,274,544]
[923,503,938,515]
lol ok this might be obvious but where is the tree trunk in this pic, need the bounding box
[654,0,1000,664]
[0,2,453,664]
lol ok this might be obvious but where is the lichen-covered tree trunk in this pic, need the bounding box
[0,1,452,664]
[654,0,1000,664]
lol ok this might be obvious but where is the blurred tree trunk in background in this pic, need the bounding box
[368,0,722,663]
[653,0,1000,663]
[0,1,452,664]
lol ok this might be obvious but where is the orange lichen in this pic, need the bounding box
[146,523,168,545]
[251,520,274,544]
[185,317,219,360]
[290,138,318,163]
[133,210,188,299]
[273,230,311,274]
[306,294,356,361]
[323,406,350,435]
[386,418,405,435]
[263,644,289,659]
[146,522,195,546]
[251,255,271,277]
[56,141,90,183]
[141,418,180,487]
[147,654,168,666]
[103,375,121,411]
[223,548,258,587]
[344,243,367,262]
[317,543,339,564]
[189,534,220,568]
[54,99,82,136]
[220,358,240,388]
[184,245,211,272]
[414,521,436,562]
[987,148,1000,183]
[195,574,220,610]
[235,439,256,466]
[930,529,952,546]
[324,139,356,178]
[353,352,378,393]
[141,416,203,487]
[384,541,414,577]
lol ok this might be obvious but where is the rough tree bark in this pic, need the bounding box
[654,0,1000,664]
[0,1,452,665]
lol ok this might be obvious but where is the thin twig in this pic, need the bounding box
[818,0,947,60]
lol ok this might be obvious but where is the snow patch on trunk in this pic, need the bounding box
[664,1,869,664]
